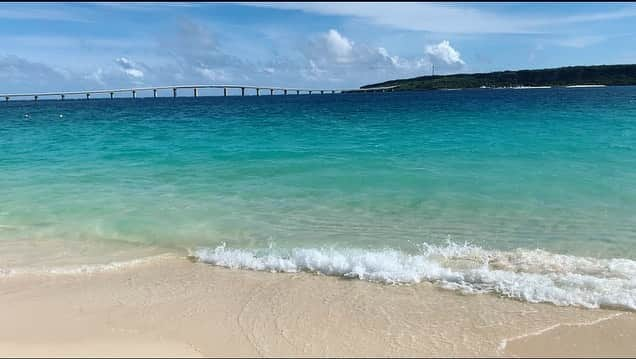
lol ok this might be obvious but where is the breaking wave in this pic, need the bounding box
[192,242,636,310]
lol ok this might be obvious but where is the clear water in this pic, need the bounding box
[2,88,636,309]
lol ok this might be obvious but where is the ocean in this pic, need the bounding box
[2,87,636,310]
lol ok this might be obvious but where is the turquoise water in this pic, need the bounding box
[2,88,636,308]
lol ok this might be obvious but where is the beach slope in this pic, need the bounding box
[1,258,634,357]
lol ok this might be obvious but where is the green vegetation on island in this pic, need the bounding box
[362,64,636,90]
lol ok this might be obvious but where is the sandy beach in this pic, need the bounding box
[1,256,634,358]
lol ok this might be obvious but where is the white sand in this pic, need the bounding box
[1,257,634,357]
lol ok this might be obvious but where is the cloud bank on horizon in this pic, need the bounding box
[0,2,635,92]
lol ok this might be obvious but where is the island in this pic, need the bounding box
[361,64,636,91]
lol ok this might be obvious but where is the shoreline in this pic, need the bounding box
[1,257,634,357]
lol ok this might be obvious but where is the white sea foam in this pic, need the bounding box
[193,243,636,310]
[0,254,175,278]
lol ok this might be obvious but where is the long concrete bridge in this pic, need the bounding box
[1,84,399,101]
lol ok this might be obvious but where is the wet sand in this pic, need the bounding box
[1,257,634,357]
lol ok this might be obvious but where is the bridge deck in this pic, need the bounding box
[1,84,398,99]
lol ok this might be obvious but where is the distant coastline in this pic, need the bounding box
[362,64,636,91]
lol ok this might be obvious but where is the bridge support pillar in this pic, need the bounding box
[5,96,8,102]
[241,87,245,96]
[224,88,227,97]
[61,94,65,100]
[153,89,157,98]
[173,88,177,98]
[110,92,114,99]
[34,95,38,101]
[284,89,287,95]
[193,88,198,98]
[132,90,136,99]
[256,88,260,96]
[86,93,90,100]
[320,90,324,95]
[309,91,312,95]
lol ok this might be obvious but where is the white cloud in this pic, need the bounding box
[324,29,354,63]
[305,29,401,69]
[304,29,352,65]
[126,68,144,78]
[300,60,326,81]
[195,66,229,81]
[243,2,636,34]
[425,40,465,66]
[0,21,464,93]
[297,29,460,84]
[247,2,520,34]
[115,57,144,78]
[296,29,471,84]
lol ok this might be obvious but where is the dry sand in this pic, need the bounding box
[0,256,634,357]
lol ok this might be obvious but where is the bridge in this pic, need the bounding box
[1,84,399,101]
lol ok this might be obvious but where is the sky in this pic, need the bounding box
[1,2,636,93]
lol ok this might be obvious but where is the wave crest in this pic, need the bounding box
[192,243,636,310]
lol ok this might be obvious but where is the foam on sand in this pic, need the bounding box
[0,254,176,278]
[193,242,636,310]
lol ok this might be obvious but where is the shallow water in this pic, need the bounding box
[2,88,636,309]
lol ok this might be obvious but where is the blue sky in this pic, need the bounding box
[1,2,636,92]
